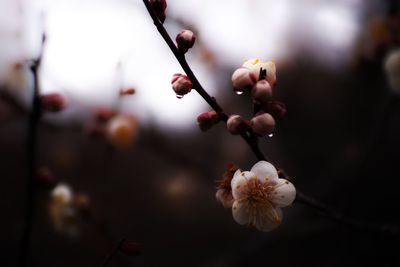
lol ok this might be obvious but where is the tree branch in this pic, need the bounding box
[142,0,400,236]
[18,33,46,267]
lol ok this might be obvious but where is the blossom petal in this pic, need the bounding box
[232,200,283,232]
[231,171,255,200]
[216,189,234,208]
[232,200,251,225]
[270,179,296,207]
[250,161,279,183]
[254,203,283,232]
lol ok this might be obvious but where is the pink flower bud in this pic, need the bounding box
[251,80,272,103]
[120,87,136,96]
[171,73,193,97]
[250,113,275,136]
[227,115,248,135]
[176,30,196,53]
[149,0,167,23]
[262,101,287,120]
[197,111,219,131]
[231,68,257,93]
[95,107,116,123]
[40,93,65,112]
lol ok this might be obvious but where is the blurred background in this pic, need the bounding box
[1,0,400,266]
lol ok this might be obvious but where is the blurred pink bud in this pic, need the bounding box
[40,93,65,112]
[197,111,219,131]
[120,87,136,96]
[176,30,196,53]
[95,107,116,123]
[251,80,272,103]
[120,241,143,256]
[150,0,167,23]
[250,113,275,136]
[227,115,248,135]
[262,101,287,120]
[231,68,257,93]
[171,73,193,97]
[36,167,57,188]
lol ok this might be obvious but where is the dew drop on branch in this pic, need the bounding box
[234,90,244,95]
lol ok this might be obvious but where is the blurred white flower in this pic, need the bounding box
[231,161,296,232]
[106,114,138,149]
[384,49,400,95]
[49,184,78,237]
[49,184,91,237]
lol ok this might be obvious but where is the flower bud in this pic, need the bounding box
[106,114,138,149]
[262,101,287,120]
[197,111,219,131]
[95,107,116,123]
[120,241,143,256]
[120,87,136,96]
[231,68,257,93]
[252,80,272,103]
[171,73,193,97]
[149,0,167,23]
[227,115,248,135]
[176,30,196,53]
[250,112,275,136]
[40,93,65,112]
[243,59,277,86]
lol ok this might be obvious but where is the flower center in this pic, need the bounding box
[247,177,269,203]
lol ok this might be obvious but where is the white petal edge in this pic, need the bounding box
[232,200,251,225]
[270,179,296,207]
[255,204,283,232]
[250,161,279,184]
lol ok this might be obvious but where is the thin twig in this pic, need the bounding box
[101,238,126,267]
[19,34,46,267]
[142,0,400,236]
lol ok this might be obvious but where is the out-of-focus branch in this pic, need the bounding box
[142,0,400,236]
[19,33,46,267]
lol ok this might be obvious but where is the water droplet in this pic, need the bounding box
[176,94,183,99]
[268,133,274,138]
[235,90,244,95]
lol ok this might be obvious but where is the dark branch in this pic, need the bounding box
[141,0,400,236]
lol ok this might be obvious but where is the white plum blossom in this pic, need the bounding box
[243,58,277,86]
[384,50,400,95]
[231,161,296,232]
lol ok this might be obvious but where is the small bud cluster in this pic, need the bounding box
[228,58,286,136]
[168,28,196,98]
